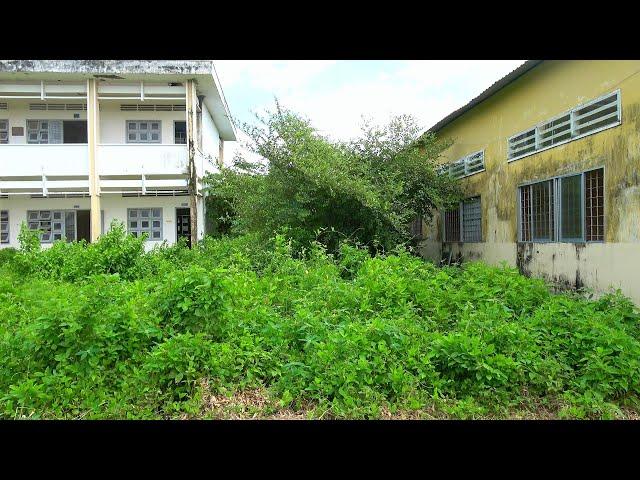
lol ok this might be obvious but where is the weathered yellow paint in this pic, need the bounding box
[420,60,640,304]
[87,78,101,243]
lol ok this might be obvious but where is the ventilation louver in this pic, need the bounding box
[29,104,87,111]
[120,104,186,112]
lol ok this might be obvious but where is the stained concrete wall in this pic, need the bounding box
[420,60,640,305]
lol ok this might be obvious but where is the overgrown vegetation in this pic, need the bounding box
[204,103,461,254]
[1,223,639,419]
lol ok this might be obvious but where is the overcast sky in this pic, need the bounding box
[213,60,525,163]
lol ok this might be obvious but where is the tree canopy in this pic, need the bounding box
[204,102,461,253]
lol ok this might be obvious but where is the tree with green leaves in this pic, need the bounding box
[204,102,461,253]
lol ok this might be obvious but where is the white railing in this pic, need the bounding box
[0,144,88,176]
[97,144,188,177]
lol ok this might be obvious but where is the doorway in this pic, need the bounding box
[174,121,186,144]
[76,210,91,242]
[176,208,191,247]
[63,121,88,143]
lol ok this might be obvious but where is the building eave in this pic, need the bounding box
[426,60,544,135]
[0,60,237,141]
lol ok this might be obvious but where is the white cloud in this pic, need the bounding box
[218,60,526,163]
[214,60,337,93]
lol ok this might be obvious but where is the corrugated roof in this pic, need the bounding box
[427,60,543,133]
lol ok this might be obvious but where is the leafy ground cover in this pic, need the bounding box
[1,224,639,419]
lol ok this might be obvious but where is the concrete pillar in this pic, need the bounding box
[87,78,101,242]
[186,79,198,247]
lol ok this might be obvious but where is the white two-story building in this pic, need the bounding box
[0,60,236,249]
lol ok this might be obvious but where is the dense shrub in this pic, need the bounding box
[0,229,639,419]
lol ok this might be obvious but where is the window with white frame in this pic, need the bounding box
[518,168,604,243]
[1,210,9,243]
[443,197,482,243]
[27,210,76,243]
[127,208,163,240]
[508,91,620,161]
[126,121,161,143]
[27,120,63,144]
[440,150,485,179]
[0,119,8,144]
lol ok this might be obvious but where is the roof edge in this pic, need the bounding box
[426,60,543,134]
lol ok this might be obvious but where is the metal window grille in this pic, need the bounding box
[462,197,482,242]
[532,180,554,241]
[585,168,604,241]
[0,119,8,144]
[126,120,161,143]
[444,207,460,242]
[0,103,7,110]
[127,208,163,240]
[0,210,9,244]
[520,185,531,242]
[26,120,63,144]
[518,168,603,243]
[508,90,620,160]
[410,216,423,238]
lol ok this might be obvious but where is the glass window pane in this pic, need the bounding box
[561,174,583,241]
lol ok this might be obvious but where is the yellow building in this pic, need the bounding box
[419,60,640,304]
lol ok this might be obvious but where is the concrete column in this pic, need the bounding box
[186,79,198,247]
[87,78,101,242]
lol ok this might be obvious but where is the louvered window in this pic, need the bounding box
[0,119,8,144]
[120,104,185,112]
[441,150,485,179]
[508,128,536,159]
[1,210,9,244]
[29,103,87,111]
[508,91,621,161]
[126,120,161,143]
[0,103,7,110]
[128,208,163,240]
[27,210,76,243]
[27,120,63,144]
[518,168,604,243]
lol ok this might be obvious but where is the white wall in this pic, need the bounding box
[98,102,186,144]
[0,194,193,250]
[2,99,86,145]
[201,103,220,168]
[0,99,187,145]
